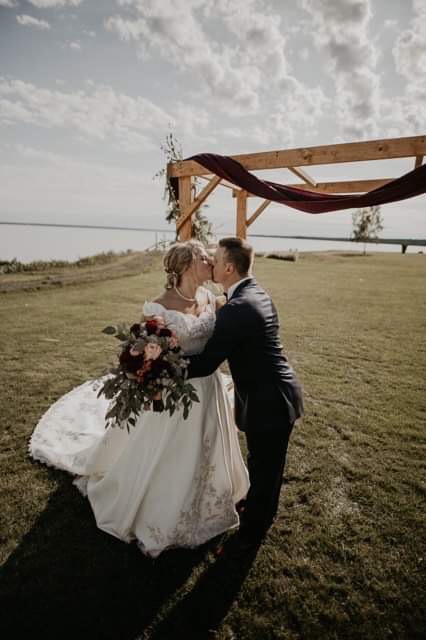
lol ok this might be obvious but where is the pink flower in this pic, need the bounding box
[169,336,178,349]
[144,343,162,360]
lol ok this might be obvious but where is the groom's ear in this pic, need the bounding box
[224,262,235,275]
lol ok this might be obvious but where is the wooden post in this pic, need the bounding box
[246,199,272,227]
[236,190,247,239]
[176,176,193,240]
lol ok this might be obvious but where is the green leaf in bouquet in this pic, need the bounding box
[115,323,130,341]
[102,325,117,335]
[189,389,200,403]
[131,341,146,354]
[105,405,118,421]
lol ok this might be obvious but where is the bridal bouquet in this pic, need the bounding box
[97,316,199,430]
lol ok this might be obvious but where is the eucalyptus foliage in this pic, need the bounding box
[97,321,199,432]
[154,132,214,246]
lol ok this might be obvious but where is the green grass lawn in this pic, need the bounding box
[1,252,425,640]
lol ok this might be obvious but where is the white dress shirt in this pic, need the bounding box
[227,276,252,301]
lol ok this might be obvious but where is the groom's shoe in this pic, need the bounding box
[213,529,263,560]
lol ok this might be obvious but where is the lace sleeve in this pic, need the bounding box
[186,310,216,341]
[142,298,216,355]
[198,286,217,312]
[142,301,167,319]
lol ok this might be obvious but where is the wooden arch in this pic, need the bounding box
[167,135,426,241]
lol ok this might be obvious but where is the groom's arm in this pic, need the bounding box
[186,302,244,379]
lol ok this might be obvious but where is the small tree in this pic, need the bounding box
[154,132,213,246]
[352,205,384,255]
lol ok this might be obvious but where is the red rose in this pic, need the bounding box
[119,347,144,373]
[130,323,141,337]
[145,320,159,335]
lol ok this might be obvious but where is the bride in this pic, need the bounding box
[29,240,249,558]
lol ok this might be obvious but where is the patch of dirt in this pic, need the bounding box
[0,251,161,293]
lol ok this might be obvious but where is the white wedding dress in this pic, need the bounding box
[29,289,249,558]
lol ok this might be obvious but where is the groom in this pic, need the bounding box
[187,237,303,551]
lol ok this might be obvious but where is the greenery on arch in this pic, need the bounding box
[154,132,213,246]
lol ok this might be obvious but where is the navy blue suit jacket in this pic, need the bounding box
[187,278,303,433]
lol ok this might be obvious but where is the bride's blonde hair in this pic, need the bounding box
[163,240,205,289]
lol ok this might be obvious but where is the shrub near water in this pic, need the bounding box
[0,250,133,273]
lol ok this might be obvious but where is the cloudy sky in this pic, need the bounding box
[0,0,425,256]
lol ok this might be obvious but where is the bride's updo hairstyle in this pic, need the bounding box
[163,240,205,289]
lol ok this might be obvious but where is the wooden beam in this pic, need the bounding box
[176,176,192,240]
[168,135,426,177]
[233,178,393,197]
[284,178,393,194]
[185,175,221,218]
[236,190,247,239]
[176,175,221,235]
[288,166,317,187]
[247,200,272,227]
[415,155,424,168]
[198,174,237,191]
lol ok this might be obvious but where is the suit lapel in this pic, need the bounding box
[228,277,256,301]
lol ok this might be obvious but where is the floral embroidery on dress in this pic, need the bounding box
[144,437,237,551]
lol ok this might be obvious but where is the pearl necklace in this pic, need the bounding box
[174,286,197,303]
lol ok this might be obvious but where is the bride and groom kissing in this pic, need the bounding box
[29,236,303,559]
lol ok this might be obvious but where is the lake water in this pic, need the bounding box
[0,225,420,264]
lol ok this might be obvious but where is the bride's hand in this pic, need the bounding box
[215,296,227,312]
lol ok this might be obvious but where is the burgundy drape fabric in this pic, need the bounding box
[170,153,426,214]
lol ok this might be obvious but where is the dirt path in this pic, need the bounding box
[0,251,161,293]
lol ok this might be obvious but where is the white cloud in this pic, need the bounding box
[105,1,260,115]
[16,14,51,30]
[69,41,81,50]
[393,0,426,84]
[384,19,397,30]
[27,0,84,7]
[246,77,329,150]
[384,0,426,136]
[0,0,17,8]
[105,0,330,127]
[208,0,290,79]
[0,77,210,152]
[300,0,381,140]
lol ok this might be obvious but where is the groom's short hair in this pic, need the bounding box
[219,237,254,276]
